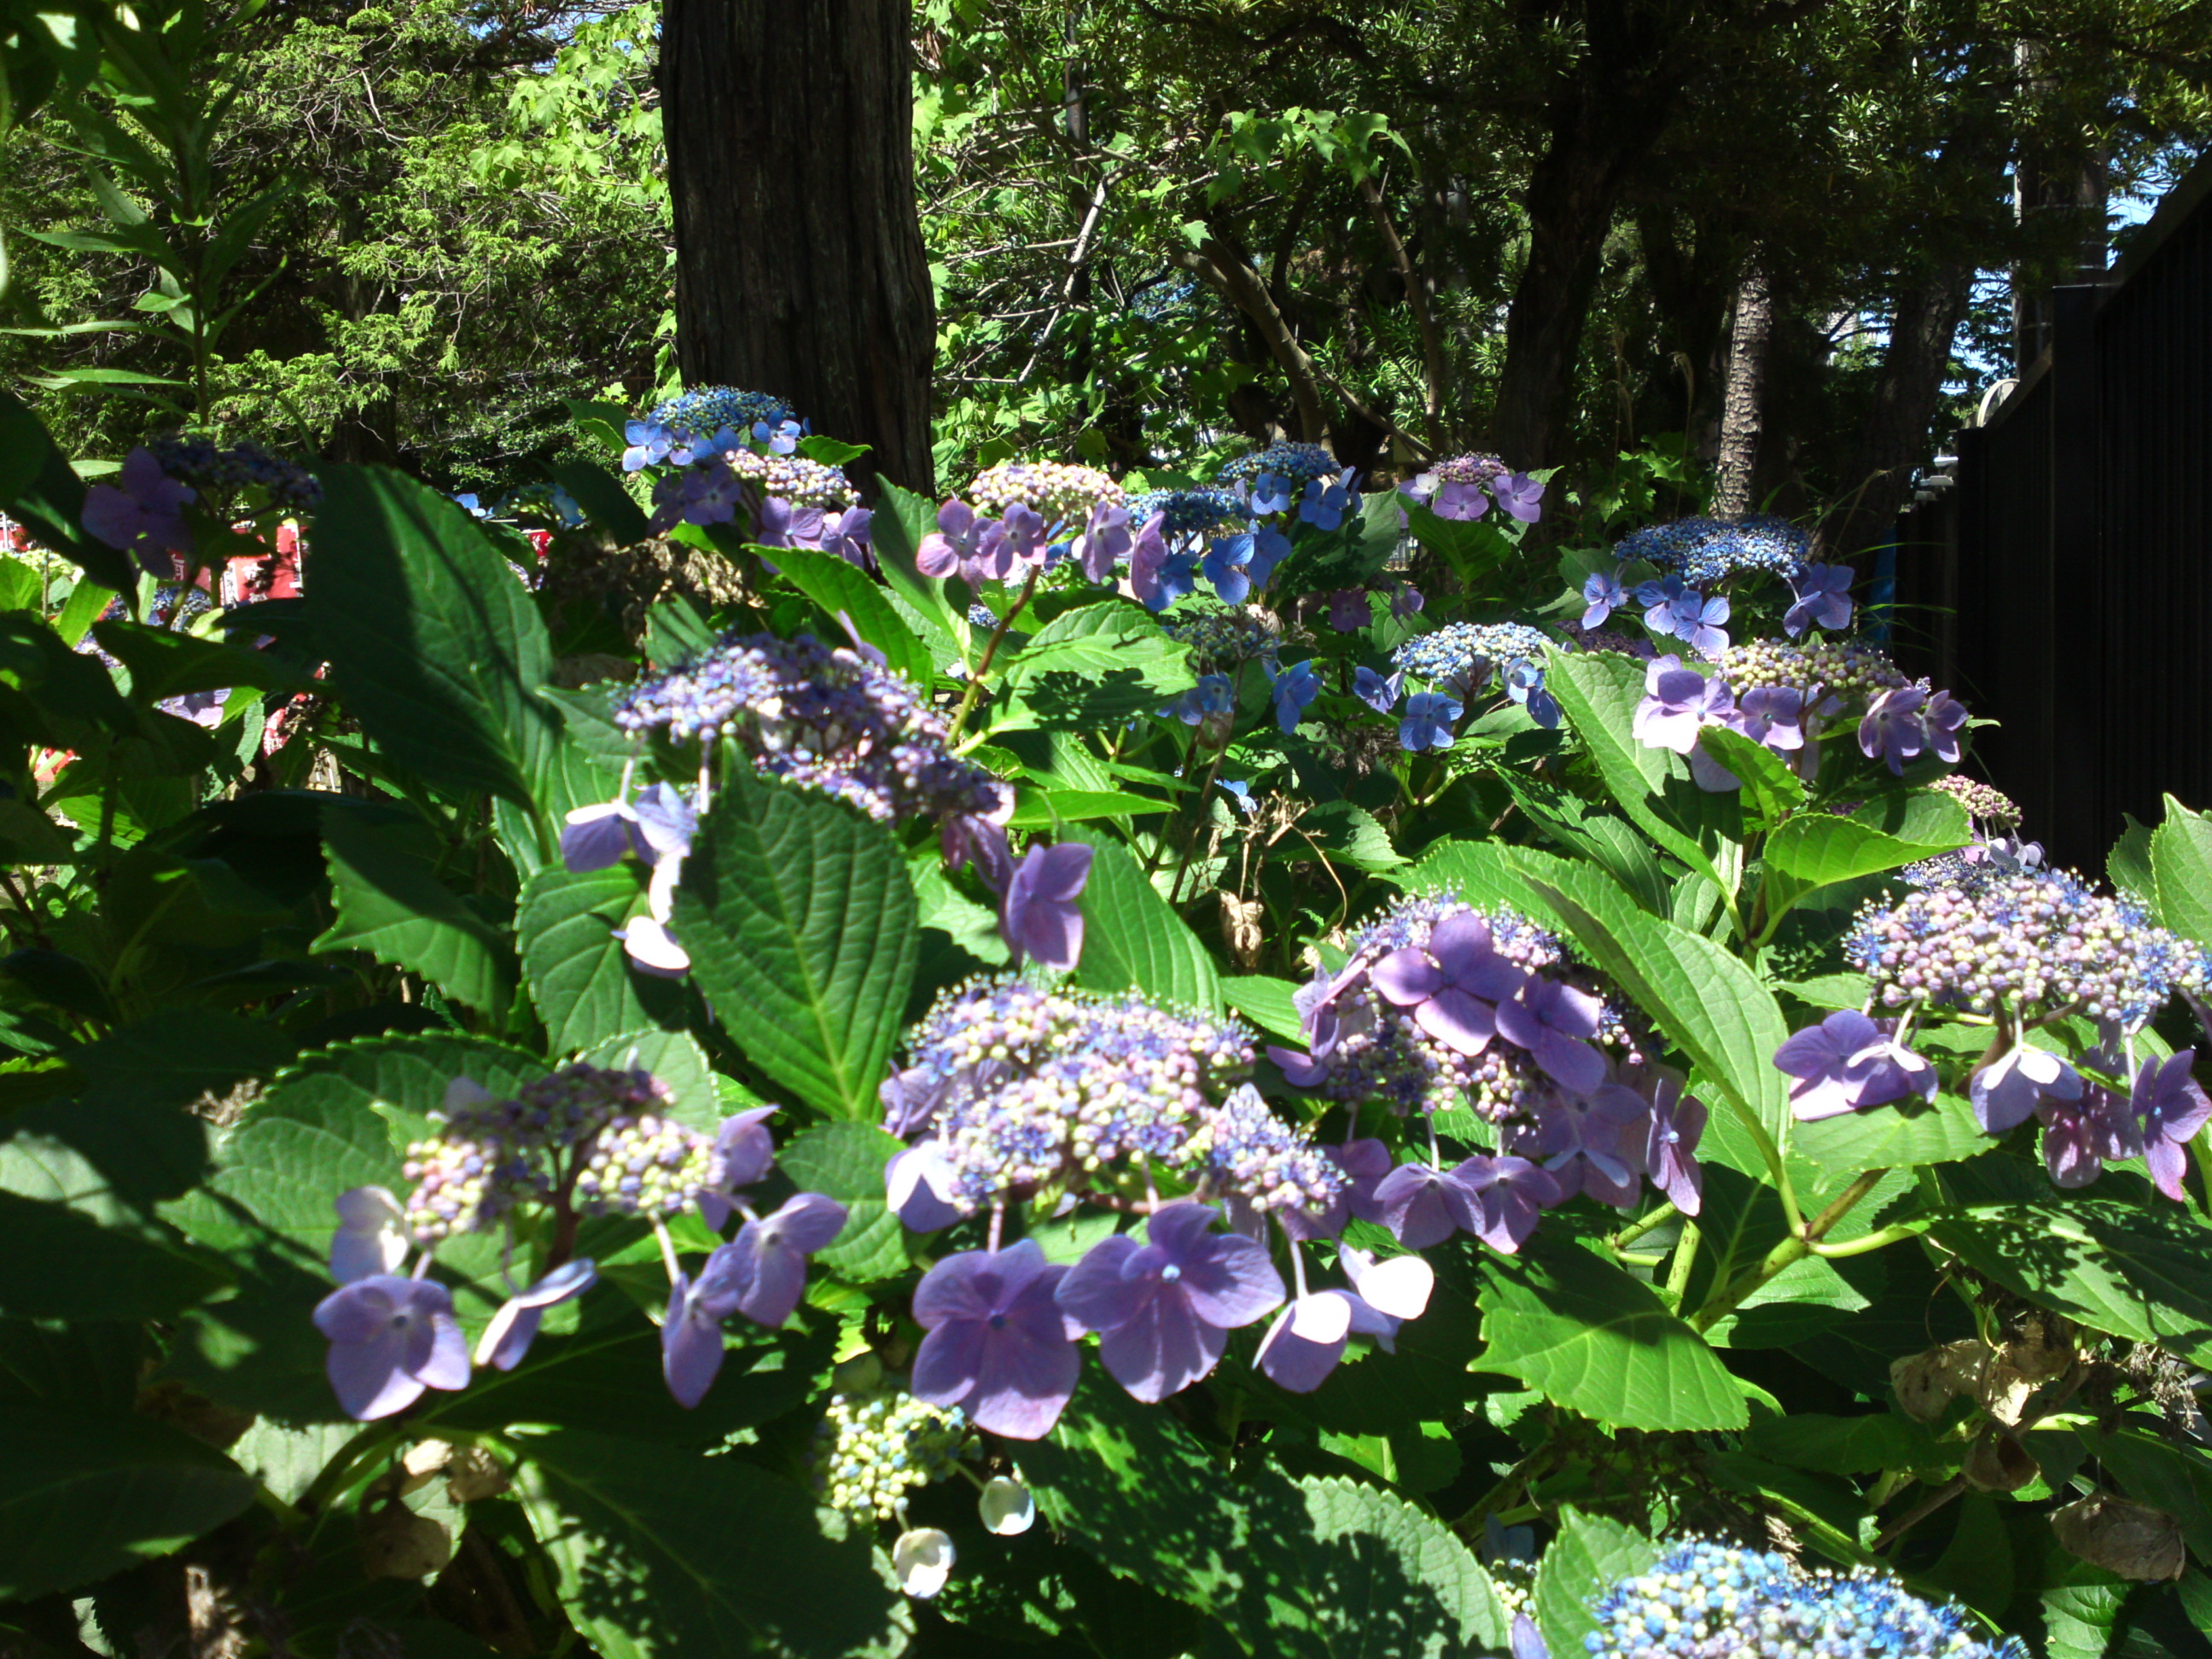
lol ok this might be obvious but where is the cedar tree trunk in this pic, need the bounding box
[1712,263,1775,519]
[1817,260,1973,563]
[1492,0,1689,468]
[660,0,935,493]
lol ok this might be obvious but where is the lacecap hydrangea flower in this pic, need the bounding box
[1388,622,1563,733]
[1217,440,1342,494]
[1845,866,2209,1031]
[1612,515,1808,586]
[878,978,1342,1226]
[612,630,1005,825]
[1570,1538,2025,1659]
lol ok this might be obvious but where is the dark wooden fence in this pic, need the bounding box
[1892,158,2212,873]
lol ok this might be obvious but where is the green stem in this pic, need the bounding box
[946,568,1039,743]
[1810,1220,1924,1259]
[1611,1202,1679,1250]
[1691,1167,1887,1331]
[297,1423,402,1514]
[1662,1220,1701,1311]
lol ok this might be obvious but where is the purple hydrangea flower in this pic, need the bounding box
[312,1275,470,1420]
[1269,659,1322,735]
[662,1270,732,1407]
[1254,1288,1400,1393]
[1450,1155,1562,1253]
[1493,472,1545,522]
[1354,667,1403,714]
[1774,1010,1937,1121]
[1970,1044,2081,1135]
[1429,480,1489,521]
[917,499,1006,585]
[2132,1051,2210,1201]
[1582,571,1627,630]
[1327,589,1371,632]
[1732,685,1807,757]
[329,1185,409,1284]
[475,1259,597,1371]
[713,1192,848,1328]
[1056,1202,1284,1402]
[886,1141,964,1231]
[697,1107,780,1231]
[1371,909,1529,1057]
[1494,977,1608,1095]
[1858,687,1969,776]
[83,445,195,574]
[2040,1085,2140,1188]
[1370,1161,1481,1249]
[1784,563,1854,637]
[911,1240,1084,1439]
[1073,503,1132,582]
[561,800,647,872]
[1398,690,1464,753]
[943,811,1016,895]
[1336,1138,1394,1224]
[1525,1085,1648,1208]
[1632,655,1735,754]
[1001,842,1093,971]
[1643,1072,1707,1215]
[1390,585,1426,621]
[1637,577,1729,656]
[1129,518,1173,611]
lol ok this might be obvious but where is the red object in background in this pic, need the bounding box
[527,529,552,559]
[3,525,30,553]
[219,520,304,606]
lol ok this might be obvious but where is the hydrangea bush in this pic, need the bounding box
[5,372,2212,1659]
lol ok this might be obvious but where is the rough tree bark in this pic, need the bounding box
[1491,0,1691,468]
[1816,259,1975,563]
[1712,262,1775,518]
[659,0,935,493]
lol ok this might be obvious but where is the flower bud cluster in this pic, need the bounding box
[614,631,1004,824]
[1425,452,1511,487]
[812,1388,969,1522]
[573,1110,720,1220]
[966,460,1123,527]
[1929,775,2020,826]
[1585,1539,2019,1659]
[1612,515,1808,586]
[1712,639,1908,716]
[1129,487,1249,538]
[1217,440,1341,491]
[888,979,1340,1217]
[1161,607,1283,667]
[727,448,860,510]
[1392,622,1557,689]
[403,1066,696,1240]
[649,386,799,440]
[1846,869,2210,1029]
[148,434,323,515]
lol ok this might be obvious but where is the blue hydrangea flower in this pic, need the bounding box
[1163,672,1236,725]
[1353,667,1403,713]
[1269,658,1322,733]
[1299,473,1354,531]
[1203,533,1257,603]
[1398,690,1463,752]
[1582,571,1627,629]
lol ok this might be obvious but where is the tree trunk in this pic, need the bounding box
[1492,0,1688,468]
[1712,262,1774,518]
[1816,260,1973,564]
[660,0,935,494]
